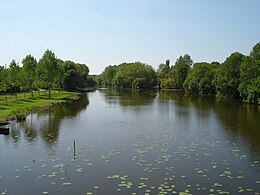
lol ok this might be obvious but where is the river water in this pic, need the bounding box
[0,90,260,195]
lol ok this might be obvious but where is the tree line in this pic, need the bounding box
[1,43,259,104]
[0,49,91,99]
[98,42,260,104]
[97,62,157,89]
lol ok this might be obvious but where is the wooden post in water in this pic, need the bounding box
[73,140,76,159]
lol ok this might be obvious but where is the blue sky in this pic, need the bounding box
[0,0,259,74]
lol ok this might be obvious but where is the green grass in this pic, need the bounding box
[0,90,63,102]
[0,90,80,122]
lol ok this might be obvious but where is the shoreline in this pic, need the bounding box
[0,91,81,124]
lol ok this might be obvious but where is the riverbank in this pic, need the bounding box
[0,91,81,122]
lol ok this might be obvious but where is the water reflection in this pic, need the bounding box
[214,100,260,150]
[9,122,22,143]
[7,93,89,145]
[1,90,260,195]
[100,89,157,107]
[101,89,260,154]
[161,91,260,159]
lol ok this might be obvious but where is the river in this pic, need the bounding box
[0,89,259,195]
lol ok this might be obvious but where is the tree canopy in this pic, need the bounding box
[213,52,245,98]
[238,42,260,104]
[22,54,37,96]
[99,62,157,89]
[63,61,89,91]
[1,42,259,104]
[0,50,90,100]
[158,54,193,89]
[184,62,216,94]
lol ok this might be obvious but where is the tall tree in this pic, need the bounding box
[37,49,58,98]
[22,54,37,97]
[100,65,118,87]
[0,66,3,92]
[114,62,157,89]
[56,59,65,92]
[213,52,245,98]
[166,59,170,68]
[168,54,193,89]
[0,66,10,101]
[184,62,216,94]
[157,63,170,77]
[63,61,89,91]
[9,60,20,100]
[157,61,171,88]
[239,42,260,104]
[249,42,260,60]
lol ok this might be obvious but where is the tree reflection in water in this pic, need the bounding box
[7,93,89,145]
[101,89,157,107]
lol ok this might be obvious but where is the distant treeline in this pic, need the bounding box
[1,43,259,104]
[97,42,260,104]
[0,50,93,99]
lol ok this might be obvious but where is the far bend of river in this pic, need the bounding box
[0,89,260,195]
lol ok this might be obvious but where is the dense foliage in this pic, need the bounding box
[63,60,89,91]
[1,42,259,104]
[99,65,118,87]
[98,42,259,104]
[0,50,90,99]
[213,52,245,99]
[238,43,260,104]
[99,62,157,89]
[158,55,193,89]
[184,62,217,94]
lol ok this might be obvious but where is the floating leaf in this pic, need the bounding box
[62,182,71,186]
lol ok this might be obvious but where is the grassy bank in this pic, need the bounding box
[0,91,80,122]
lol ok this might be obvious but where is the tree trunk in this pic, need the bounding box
[48,82,51,99]
[15,87,17,100]
[31,87,33,97]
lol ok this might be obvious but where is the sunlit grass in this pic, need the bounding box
[0,90,80,121]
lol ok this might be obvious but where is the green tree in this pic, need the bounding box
[114,62,157,89]
[166,59,170,68]
[22,54,37,97]
[249,42,260,60]
[0,66,10,101]
[86,75,97,88]
[0,66,3,92]
[9,60,20,100]
[184,62,216,94]
[157,60,170,87]
[63,61,89,91]
[160,78,177,89]
[167,54,193,89]
[213,52,245,99]
[176,54,193,87]
[239,42,260,104]
[37,49,58,98]
[19,67,28,97]
[56,59,65,92]
[100,65,118,87]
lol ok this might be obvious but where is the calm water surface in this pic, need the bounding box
[1,90,260,195]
